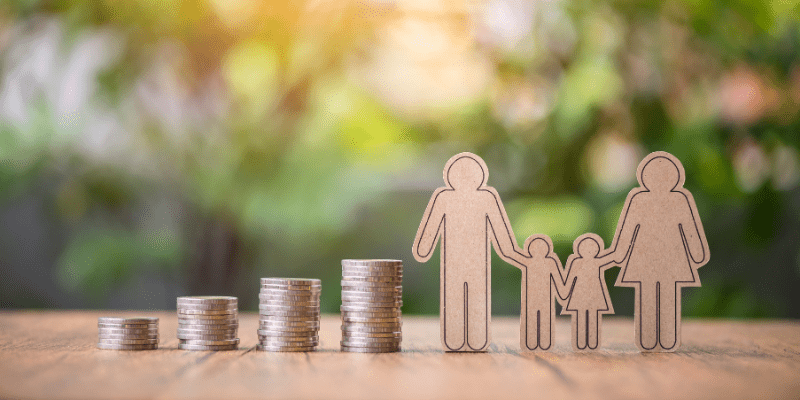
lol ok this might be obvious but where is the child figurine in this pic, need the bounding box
[562,233,617,350]
[504,234,569,351]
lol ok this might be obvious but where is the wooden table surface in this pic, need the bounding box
[0,311,798,400]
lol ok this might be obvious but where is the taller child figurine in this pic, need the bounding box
[607,151,710,352]
[413,153,521,352]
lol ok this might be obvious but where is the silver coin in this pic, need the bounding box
[342,275,403,283]
[259,338,319,346]
[176,304,239,312]
[341,315,402,323]
[340,345,400,353]
[259,321,320,329]
[259,287,321,293]
[178,343,238,351]
[179,338,239,346]
[339,338,400,347]
[98,317,158,325]
[257,328,318,336]
[341,324,401,332]
[258,299,320,307]
[340,334,402,343]
[342,331,402,338]
[259,310,320,318]
[177,332,238,340]
[259,317,319,325]
[341,294,402,302]
[341,259,402,267]
[260,278,321,286]
[177,324,239,331]
[341,270,403,279]
[256,344,316,352]
[177,308,237,315]
[98,338,159,345]
[258,327,318,334]
[176,312,237,319]
[341,309,402,318]
[98,333,159,340]
[97,322,158,329]
[177,317,238,324]
[260,286,321,294]
[340,303,402,311]
[177,328,238,334]
[340,280,403,288]
[97,343,158,350]
[97,327,159,335]
[258,303,319,310]
[341,284,402,292]
[258,292,319,299]
[341,270,403,278]
[340,303,403,311]
[177,296,237,304]
[258,335,319,346]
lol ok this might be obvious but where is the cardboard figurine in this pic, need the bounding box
[561,234,617,350]
[412,152,521,352]
[504,235,568,351]
[606,151,710,352]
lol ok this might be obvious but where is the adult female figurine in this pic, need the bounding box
[608,152,710,352]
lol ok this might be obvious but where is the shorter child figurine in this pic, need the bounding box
[504,235,569,351]
[562,233,617,350]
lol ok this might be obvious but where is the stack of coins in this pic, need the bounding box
[97,317,159,350]
[257,278,321,352]
[340,259,403,353]
[177,296,239,351]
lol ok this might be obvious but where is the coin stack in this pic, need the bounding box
[177,296,239,351]
[257,278,321,352]
[97,317,159,350]
[340,259,403,353]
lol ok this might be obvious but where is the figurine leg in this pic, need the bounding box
[588,313,599,349]
[537,308,552,350]
[659,283,678,350]
[466,280,489,351]
[638,284,658,350]
[575,311,588,350]
[443,281,466,351]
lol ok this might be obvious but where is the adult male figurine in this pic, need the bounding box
[413,152,521,352]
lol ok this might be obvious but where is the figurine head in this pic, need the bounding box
[574,233,604,259]
[638,152,685,193]
[526,237,551,259]
[444,153,488,191]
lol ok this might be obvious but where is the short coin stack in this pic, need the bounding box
[258,278,321,352]
[177,296,239,351]
[97,317,159,350]
[340,259,403,353]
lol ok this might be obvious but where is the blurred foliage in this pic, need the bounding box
[0,0,799,317]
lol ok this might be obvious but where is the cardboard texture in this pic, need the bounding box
[503,234,568,351]
[561,233,616,350]
[412,150,708,353]
[607,151,710,352]
[412,152,521,352]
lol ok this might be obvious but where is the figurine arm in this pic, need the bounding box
[679,191,708,267]
[412,189,447,263]
[555,260,576,301]
[485,189,525,268]
[609,191,641,263]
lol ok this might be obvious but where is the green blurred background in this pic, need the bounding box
[1,0,799,318]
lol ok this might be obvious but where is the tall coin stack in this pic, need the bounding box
[340,259,403,353]
[177,296,239,351]
[97,317,159,350]
[258,278,321,352]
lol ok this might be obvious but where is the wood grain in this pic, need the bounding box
[0,311,798,399]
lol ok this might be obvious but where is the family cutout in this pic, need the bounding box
[412,151,709,352]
